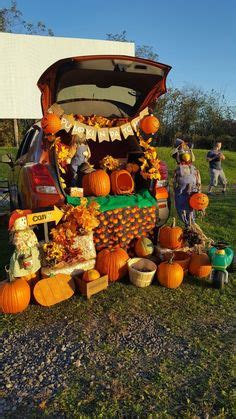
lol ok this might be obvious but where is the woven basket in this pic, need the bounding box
[128,258,157,288]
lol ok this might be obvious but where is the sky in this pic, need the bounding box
[1,0,236,107]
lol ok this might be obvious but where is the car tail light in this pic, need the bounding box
[30,164,58,194]
[159,161,168,180]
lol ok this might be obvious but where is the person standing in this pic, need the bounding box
[206,142,227,194]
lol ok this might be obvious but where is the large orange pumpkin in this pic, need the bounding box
[140,115,160,134]
[110,170,134,195]
[159,218,184,250]
[41,113,61,134]
[189,193,209,211]
[157,259,184,289]
[0,278,31,314]
[135,237,154,257]
[82,170,111,196]
[189,253,212,278]
[96,247,129,282]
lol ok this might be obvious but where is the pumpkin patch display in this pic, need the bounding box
[96,247,129,282]
[189,193,209,211]
[189,252,212,278]
[135,237,154,257]
[93,205,157,251]
[157,258,184,289]
[159,218,184,250]
[33,274,75,306]
[82,170,111,197]
[41,113,61,134]
[0,278,31,314]
[110,170,134,195]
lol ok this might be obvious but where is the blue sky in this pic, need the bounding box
[1,0,236,106]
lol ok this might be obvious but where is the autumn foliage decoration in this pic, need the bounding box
[138,137,161,181]
[96,247,129,282]
[43,199,100,266]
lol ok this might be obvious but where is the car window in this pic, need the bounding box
[16,129,36,159]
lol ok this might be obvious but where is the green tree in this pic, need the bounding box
[106,30,159,60]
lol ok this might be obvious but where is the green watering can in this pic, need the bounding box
[208,241,234,289]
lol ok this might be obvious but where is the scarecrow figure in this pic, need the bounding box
[70,136,92,186]
[9,210,41,278]
[172,139,201,225]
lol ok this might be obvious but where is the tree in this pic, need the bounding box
[0,0,53,35]
[0,0,54,147]
[106,30,159,61]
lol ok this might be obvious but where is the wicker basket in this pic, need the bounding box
[128,258,157,288]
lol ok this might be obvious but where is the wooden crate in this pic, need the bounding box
[76,275,108,299]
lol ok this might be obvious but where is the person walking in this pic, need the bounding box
[206,142,227,195]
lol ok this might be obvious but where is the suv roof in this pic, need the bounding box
[38,55,171,118]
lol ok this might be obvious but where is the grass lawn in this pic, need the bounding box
[0,147,235,417]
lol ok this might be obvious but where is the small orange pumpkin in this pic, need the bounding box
[189,193,209,211]
[82,170,111,197]
[157,258,184,289]
[110,170,134,195]
[159,218,184,250]
[135,237,154,257]
[82,269,100,283]
[96,247,129,282]
[41,113,61,134]
[0,278,31,314]
[140,115,160,134]
[189,253,212,278]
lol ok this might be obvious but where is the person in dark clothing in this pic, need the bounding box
[206,142,227,194]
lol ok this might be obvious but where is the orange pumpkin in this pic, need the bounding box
[82,170,111,196]
[159,218,184,250]
[157,258,184,289]
[189,193,209,211]
[0,278,31,314]
[96,247,129,282]
[41,113,61,134]
[110,170,134,195]
[82,269,100,283]
[189,253,212,278]
[140,115,160,134]
[135,237,154,257]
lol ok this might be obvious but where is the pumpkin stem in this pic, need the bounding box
[171,217,176,228]
[5,265,14,282]
[168,255,174,264]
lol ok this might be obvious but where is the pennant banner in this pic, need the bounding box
[48,105,150,142]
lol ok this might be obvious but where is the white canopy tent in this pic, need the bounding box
[0,32,135,119]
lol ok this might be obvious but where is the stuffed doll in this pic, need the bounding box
[9,210,41,278]
[172,139,201,225]
[70,136,91,186]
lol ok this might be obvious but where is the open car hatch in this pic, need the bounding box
[38,55,171,118]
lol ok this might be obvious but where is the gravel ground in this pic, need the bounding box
[0,310,204,416]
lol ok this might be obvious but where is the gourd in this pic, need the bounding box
[96,247,129,282]
[157,258,184,289]
[110,170,134,195]
[82,269,100,282]
[140,115,160,134]
[0,277,31,314]
[189,193,209,211]
[159,218,184,249]
[189,252,212,278]
[41,113,61,134]
[33,274,75,306]
[82,170,111,196]
[134,237,154,257]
